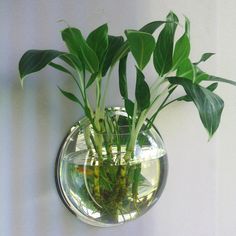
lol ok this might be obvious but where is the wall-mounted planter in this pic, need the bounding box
[18,10,236,228]
[55,108,168,227]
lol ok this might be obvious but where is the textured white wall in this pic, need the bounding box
[0,0,235,235]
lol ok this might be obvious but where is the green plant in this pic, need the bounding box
[19,12,235,141]
[18,12,236,223]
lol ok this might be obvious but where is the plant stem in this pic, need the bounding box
[145,85,177,129]
[123,102,137,161]
[84,80,113,202]
[96,74,102,108]
[75,71,85,100]
[124,84,174,155]
[100,67,113,110]
[84,126,94,156]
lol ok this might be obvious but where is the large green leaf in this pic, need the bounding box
[111,21,165,67]
[19,49,66,83]
[125,30,155,70]
[119,55,128,98]
[102,35,124,76]
[172,17,190,70]
[153,12,179,76]
[86,24,108,62]
[139,21,165,34]
[177,82,218,102]
[61,27,99,73]
[61,27,82,58]
[135,68,150,111]
[172,34,190,70]
[168,77,224,137]
[176,58,195,80]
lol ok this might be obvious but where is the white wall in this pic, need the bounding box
[0,0,235,235]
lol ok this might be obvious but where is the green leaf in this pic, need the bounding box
[86,73,98,88]
[177,58,195,80]
[177,60,210,84]
[206,82,218,91]
[111,21,165,67]
[86,24,108,62]
[177,82,218,102]
[125,30,155,70]
[59,53,82,71]
[172,17,190,70]
[49,62,73,76]
[19,49,65,83]
[182,63,236,86]
[168,77,224,137]
[153,11,179,76]
[172,34,190,70]
[124,98,134,117]
[119,55,128,98]
[139,21,165,34]
[111,42,129,67]
[194,66,209,83]
[49,62,72,75]
[194,52,215,65]
[206,76,236,86]
[102,35,124,76]
[135,68,150,111]
[58,87,83,108]
[49,62,71,75]
[61,27,99,73]
[184,16,190,37]
[61,27,83,59]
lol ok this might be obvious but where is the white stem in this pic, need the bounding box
[135,111,147,135]
[131,102,137,132]
[96,78,101,107]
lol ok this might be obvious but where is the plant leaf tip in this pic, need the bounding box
[207,133,213,142]
[207,129,216,142]
[19,76,24,88]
